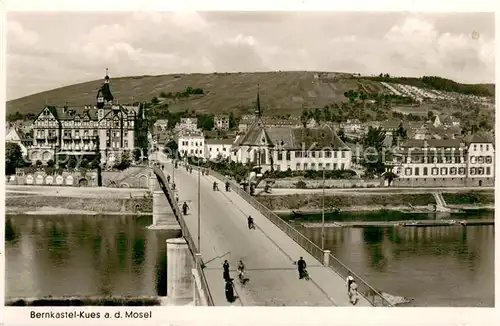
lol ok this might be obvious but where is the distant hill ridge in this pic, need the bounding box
[7,71,494,117]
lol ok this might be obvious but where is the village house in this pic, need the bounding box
[176,117,199,132]
[153,119,169,133]
[214,114,230,130]
[205,138,233,161]
[340,119,363,134]
[6,127,30,157]
[177,130,205,158]
[387,134,494,187]
[28,70,147,165]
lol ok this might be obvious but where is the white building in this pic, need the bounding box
[341,119,363,134]
[6,127,29,156]
[153,119,169,132]
[214,114,230,130]
[205,138,233,161]
[176,117,198,131]
[178,130,205,158]
[231,117,351,172]
[388,135,494,187]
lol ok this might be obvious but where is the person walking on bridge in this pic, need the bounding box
[346,275,354,294]
[223,260,231,281]
[167,175,171,183]
[297,256,307,279]
[182,201,189,215]
[247,215,255,230]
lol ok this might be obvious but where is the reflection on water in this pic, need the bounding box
[5,214,177,298]
[299,217,495,307]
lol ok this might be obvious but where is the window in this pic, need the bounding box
[277,151,283,161]
[440,167,448,175]
[423,167,428,175]
[303,163,308,170]
[458,167,466,175]
[341,163,345,170]
[341,151,345,158]
[450,167,457,175]
[478,156,484,164]
[486,156,492,163]
[296,163,301,170]
[333,151,337,158]
[486,167,491,175]
[470,168,476,175]
[311,163,316,170]
[405,168,412,176]
[325,151,332,158]
[473,144,477,151]
[124,140,128,148]
[415,167,419,176]
[396,167,402,175]
[318,163,323,169]
[311,151,316,158]
[326,163,331,169]
[318,151,323,158]
[223,147,226,152]
[295,151,300,158]
[333,163,338,170]
[470,156,476,164]
[477,167,484,175]
[286,151,291,160]
[431,167,438,175]
[480,144,483,151]
[486,144,489,151]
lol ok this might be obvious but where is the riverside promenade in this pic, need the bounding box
[164,160,371,306]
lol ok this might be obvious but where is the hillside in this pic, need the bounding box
[6,71,494,118]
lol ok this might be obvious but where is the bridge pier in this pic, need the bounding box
[166,238,193,304]
[149,176,180,230]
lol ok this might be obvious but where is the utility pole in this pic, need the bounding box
[321,167,325,250]
[197,157,201,251]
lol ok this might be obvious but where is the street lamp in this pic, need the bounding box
[197,156,201,252]
[321,167,325,250]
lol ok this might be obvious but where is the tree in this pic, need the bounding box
[300,108,310,127]
[228,112,238,129]
[151,97,160,105]
[68,157,77,169]
[5,142,24,175]
[427,111,435,120]
[114,150,131,171]
[361,127,388,176]
[46,159,55,167]
[337,129,348,142]
[164,140,179,158]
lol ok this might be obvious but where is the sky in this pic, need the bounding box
[6,11,495,100]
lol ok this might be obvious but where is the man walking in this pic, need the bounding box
[297,256,306,279]
[223,260,230,281]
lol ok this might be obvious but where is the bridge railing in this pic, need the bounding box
[207,168,393,307]
[151,166,214,306]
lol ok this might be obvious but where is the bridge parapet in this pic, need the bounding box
[151,166,214,306]
[206,167,393,307]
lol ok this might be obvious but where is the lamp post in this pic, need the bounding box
[321,167,325,250]
[197,156,201,252]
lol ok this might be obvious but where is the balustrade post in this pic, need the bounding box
[322,250,331,266]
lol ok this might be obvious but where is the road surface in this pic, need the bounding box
[159,159,371,306]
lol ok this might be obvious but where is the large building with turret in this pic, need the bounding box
[28,70,148,165]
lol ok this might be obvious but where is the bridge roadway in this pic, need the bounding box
[162,161,371,306]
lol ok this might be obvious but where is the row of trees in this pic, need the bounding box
[158,86,205,101]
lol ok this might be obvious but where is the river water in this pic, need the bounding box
[292,210,495,307]
[5,211,494,306]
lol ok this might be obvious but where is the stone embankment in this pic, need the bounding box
[256,190,494,213]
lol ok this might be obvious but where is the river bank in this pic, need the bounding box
[256,190,494,213]
[5,296,161,306]
[6,186,153,215]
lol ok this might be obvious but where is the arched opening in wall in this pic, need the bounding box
[479,180,483,186]
[120,183,130,188]
[42,151,52,161]
[79,178,89,187]
[138,175,148,188]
